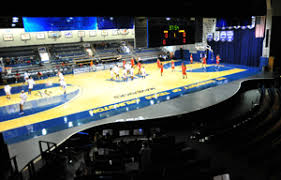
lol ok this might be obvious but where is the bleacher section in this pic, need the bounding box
[0,41,167,84]
[49,43,91,65]
[191,79,281,179]
[0,46,40,67]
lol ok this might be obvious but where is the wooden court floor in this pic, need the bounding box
[0,61,247,132]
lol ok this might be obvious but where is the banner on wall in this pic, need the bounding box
[214,31,220,42]
[220,31,227,42]
[226,31,234,42]
[118,29,129,35]
[89,30,97,37]
[203,18,217,42]
[3,34,13,41]
[64,31,73,38]
[21,33,31,40]
[36,33,45,39]
[207,33,213,41]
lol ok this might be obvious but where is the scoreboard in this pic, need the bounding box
[161,25,188,46]
[147,17,195,47]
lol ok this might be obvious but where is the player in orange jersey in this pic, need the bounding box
[137,61,142,74]
[171,60,175,72]
[160,63,164,76]
[182,62,187,79]
[130,58,135,68]
[123,59,126,69]
[201,55,207,71]
[216,54,221,69]
[157,59,161,69]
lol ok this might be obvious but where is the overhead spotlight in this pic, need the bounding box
[110,17,114,21]
[12,17,18,23]
[166,17,171,21]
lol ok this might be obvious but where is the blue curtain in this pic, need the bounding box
[208,29,264,67]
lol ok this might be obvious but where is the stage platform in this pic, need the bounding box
[2,60,273,171]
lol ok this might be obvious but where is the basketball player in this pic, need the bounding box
[171,60,175,72]
[201,55,207,71]
[216,54,221,69]
[37,71,43,80]
[189,54,193,72]
[157,59,161,69]
[110,67,114,80]
[141,66,146,79]
[130,66,134,80]
[113,65,120,80]
[4,83,12,99]
[24,71,30,84]
[125,63,131,76]
[58,71,64,81]
[190,54,193,64]
[60,79,67,94]
[123,59,126,69]
[27,77,35,95]
[130,58,135,68]
[122,67,128,81]
[160,63,164,76]
[182,62,187,79]
[19,90,27,115]
[90,60,96,72]
[15,71,20,83]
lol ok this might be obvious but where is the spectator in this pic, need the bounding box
[139,141,152,172]
[15,71,20,83]
[37,71,43,80]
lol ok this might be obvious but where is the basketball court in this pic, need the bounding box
[0,60,260,144]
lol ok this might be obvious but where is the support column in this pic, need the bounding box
[262,0,272,58]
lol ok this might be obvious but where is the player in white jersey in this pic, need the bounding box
[130,66,134,80]
[58,71,64,81]
[110,67,114,80]
[4,84,12,99]
[125,63,131,75]
[113,65,120,80]
[24,71,30,84]
[60,79,67,94]
[122,68,128,81]
[141,66,146,79]
[27,77,35,95]
[19,90,27,115]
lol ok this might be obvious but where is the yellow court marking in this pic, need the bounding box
[0,62,246,132]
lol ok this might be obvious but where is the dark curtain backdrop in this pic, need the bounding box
[208,28,264,67]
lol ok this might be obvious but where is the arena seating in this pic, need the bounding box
[0,41,167,85]
[190,79,281,178]
[48,43,90,65]
[0,46,40,67]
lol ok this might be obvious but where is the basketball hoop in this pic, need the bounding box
[195,43,213,52]
[195,43,207,51]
